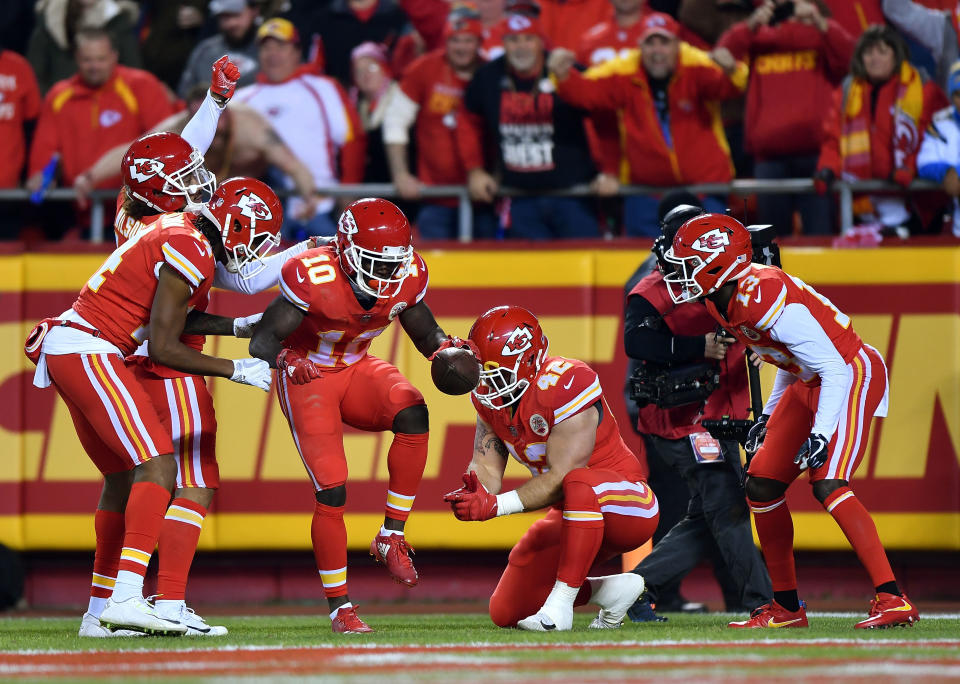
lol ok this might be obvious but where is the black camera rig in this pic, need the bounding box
[628,361,721,410]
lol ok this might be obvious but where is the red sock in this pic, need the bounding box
[384,432,428,524]
[748,495,797,592]
[556,479,604,588]
[312,501,348,598]
[91,509,124,600]
[823,486,895,587]
[118,481,171,577]
[156,498,207,601]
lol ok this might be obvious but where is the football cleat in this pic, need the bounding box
[854,592,919,629]
[589,573,646,629]
[331,605,374,634]
[369,533,419,587]
[177,605,228,636]
[517,611,562,632]
[728,600,808,628]
[98,597,187,635]
[627,596,668,623]
[78,612,144,638]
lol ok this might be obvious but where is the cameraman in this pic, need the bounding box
[624,204,772,620]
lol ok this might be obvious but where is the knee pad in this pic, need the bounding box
[812,478,847,505]
[744,476,787,503]
[315,484,346,507]
[391,403,429,434]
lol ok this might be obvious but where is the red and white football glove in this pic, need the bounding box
[443,471,498,521]
[277,349,321,385]
[210,55,240,100]
[429,336,480,361]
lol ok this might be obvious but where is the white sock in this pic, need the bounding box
[87,596,108,618]
[155,599,185,620]
[541,580,579,620]
[331,602,353,620]
[587,575,617,608]
[110,571,144,602]
[380,526,402,537]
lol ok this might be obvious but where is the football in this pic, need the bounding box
[431,347,481,395]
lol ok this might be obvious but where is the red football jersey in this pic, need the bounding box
[72,212,215,356]
[705,264,863,384]
[472,356,645,480]
[278,245,429,370]
[113,192,160,247]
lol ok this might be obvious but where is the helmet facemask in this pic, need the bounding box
[475,358,530,410]
[131,148,216,213]
[663,248,705,304]
[201,192,281,280]
[342,239,413,299]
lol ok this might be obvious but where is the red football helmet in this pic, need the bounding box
[664,213,752,304]
[122,132,215,213]
[468,305,549,410]
[336,198,414,298]
[200,177,282,279]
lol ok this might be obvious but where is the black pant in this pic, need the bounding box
[634,434,772,612]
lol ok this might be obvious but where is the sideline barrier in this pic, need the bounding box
[0,246,957,551]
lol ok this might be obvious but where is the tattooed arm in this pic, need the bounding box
[467,416,510,494]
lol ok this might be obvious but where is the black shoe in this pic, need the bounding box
[627,596,668,623]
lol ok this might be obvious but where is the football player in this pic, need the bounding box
[443,305,660,631]
[25,176,283,635]
[249,198,470,633]
[665,213,919,629]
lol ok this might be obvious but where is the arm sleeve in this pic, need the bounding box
[552,366,603,426]
[769,303,850,438]
[161,234,215,293]
[715,22,752,60]
[687,49,749,101]
[586,111,622,176]
[623,293,706,363]
[214,240,312,294]
[333,80,367,183]
[821,20,856,82]
[456,108,487,172]
[882,0,948,61]
[817,86,844,175]
[277,256,312,312]
[180,89,225,154]
[555,67,626,111]
[762,368,798,415]
[383,88,420,145]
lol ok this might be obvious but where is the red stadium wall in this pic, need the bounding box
[0,246,957,552]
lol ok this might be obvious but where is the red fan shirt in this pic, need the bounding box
[0,50,41,188]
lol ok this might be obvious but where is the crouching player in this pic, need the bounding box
[444,305,659,631]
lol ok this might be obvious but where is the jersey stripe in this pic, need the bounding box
[554,377,602,424]
[279,277,310,311]
[755,284,787,331]
[162,243,203,289]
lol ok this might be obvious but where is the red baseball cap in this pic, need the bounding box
[444,3,484,40]
[502,12,543,38]
[639,12,679,42]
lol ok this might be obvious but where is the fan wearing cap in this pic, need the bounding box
[548,11,748,237]
[178,0,261,98]
[455,8,607,239]
[384,4,499,239]
[234,18,366,239]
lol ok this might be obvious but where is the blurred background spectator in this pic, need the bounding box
[718,0,854,237]
[285,0,412,88]
[823,0,883,38]
[27,0,142,94]
[26,28,173,196]
[816,24,944,236]
[350,42,398,185]
[74,84,319,218]
[882,0,958,91]
[538,0,611,51]
[178,0,260,97]
[457,9,602,239]
[550,12,747,237]
[139,0,207,92]
[384,5,499,240]
[0,46,41,189]
[234,18,365,239]
[397,0,506,59]
[917,60,960,236]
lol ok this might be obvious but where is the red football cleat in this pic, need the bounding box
[331,605,373,634]
[728,600,809,629]
[369,533,419,587]
[855,592,919,629]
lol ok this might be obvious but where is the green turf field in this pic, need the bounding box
[1,613,958,682]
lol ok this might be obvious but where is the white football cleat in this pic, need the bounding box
[589,573,646,629]
[98,597,187,635]
[517,602,574,632]
[78,612,144,638]
[178,606,228,636]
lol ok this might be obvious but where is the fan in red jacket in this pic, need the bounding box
[717,0,854,236]
[816,25,946,233]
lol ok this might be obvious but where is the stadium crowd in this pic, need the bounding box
[3,0,960,241]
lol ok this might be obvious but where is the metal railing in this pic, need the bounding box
[0,178,942,243]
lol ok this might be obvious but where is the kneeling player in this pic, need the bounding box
[444,306,659,631]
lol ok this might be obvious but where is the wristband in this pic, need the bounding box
[495,489,524,517]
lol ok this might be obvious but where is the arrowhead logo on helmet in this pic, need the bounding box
[129,158,162,183]
[502,327,533,356]
[237,192,272,222]
[692,228,730,253]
